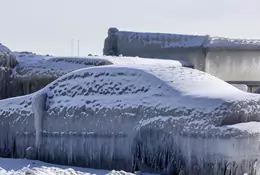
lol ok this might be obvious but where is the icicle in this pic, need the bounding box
[32,91,47,148]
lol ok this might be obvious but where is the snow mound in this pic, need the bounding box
[1,65,260,174]
[0,158,137,175]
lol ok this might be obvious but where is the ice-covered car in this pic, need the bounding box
[1,50,193,99]
[1,64,260,175]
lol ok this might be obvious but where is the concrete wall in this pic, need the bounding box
[205,49,260,81]
[103,28,260,85]
[104,30,208,71]
[117,46,206,71]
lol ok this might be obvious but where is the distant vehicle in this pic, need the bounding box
[1,64,260,175]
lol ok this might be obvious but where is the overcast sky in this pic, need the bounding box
[1,0,260,56]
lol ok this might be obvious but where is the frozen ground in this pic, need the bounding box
[0,158,144,175]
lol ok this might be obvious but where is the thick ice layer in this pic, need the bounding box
[2,52,192,99]
[105,28,260,50]
[0,43,17,68]
[12,52,192,79]
[116,31,209,48]
[0,43,11,54]
[0,43,18,100]
[1,65,260,174]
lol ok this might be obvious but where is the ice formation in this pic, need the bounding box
[206,37,260,49]
[1,51,192,99]
[103,27,260,55]
[0,43,18,100]
[1,63,260,175]
[230,84,248,92]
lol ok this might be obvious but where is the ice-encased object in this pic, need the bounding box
[0,43,18,99]
[2,52,192,99]
[1,64,260,175]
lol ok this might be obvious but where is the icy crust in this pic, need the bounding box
[3,52,191,99]
[12,52,191,79]
[40,65,260,138]
[112,28,260,50]
[206,37,260,49]
[0,44,17,68]
[0,43,11,55]
[116,31,208,48]
[2,65,260,174]
[0,95,34,158]
[0,44,18,99]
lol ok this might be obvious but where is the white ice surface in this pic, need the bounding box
[117,31,208,48]
[1,63,260,140]
[0,43,11,55]
[116,30,260,49]
[206,36,260,49]
[2,63,260,174]
[0,158,148,175]
[11,51,192,78]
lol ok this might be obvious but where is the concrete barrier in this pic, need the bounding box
[103,28,260,87]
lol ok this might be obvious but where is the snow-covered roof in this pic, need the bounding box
[1,64,260,173]
[205,37,260,49]
[12,52,193,79]
[117,31,209,48]
[0,43,17,68]
[114,29,260,50]
[2,64,260,138]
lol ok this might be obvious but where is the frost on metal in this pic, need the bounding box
[1,51,192,99]
[1,64,260,175]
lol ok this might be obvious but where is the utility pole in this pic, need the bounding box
[77,40,80,56]
[71,38,74,56]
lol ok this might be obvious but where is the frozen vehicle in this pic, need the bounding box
[1,64,260,175]
[1,50,192,99]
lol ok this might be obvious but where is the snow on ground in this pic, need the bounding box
[0,158,142,175]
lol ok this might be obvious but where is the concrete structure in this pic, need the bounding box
[103,28,260,92]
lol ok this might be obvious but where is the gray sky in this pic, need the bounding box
[1,0,260,56]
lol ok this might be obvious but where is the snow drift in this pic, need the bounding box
[1,64,260,175]
[1,51,192,99]
[0,158,136,175]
